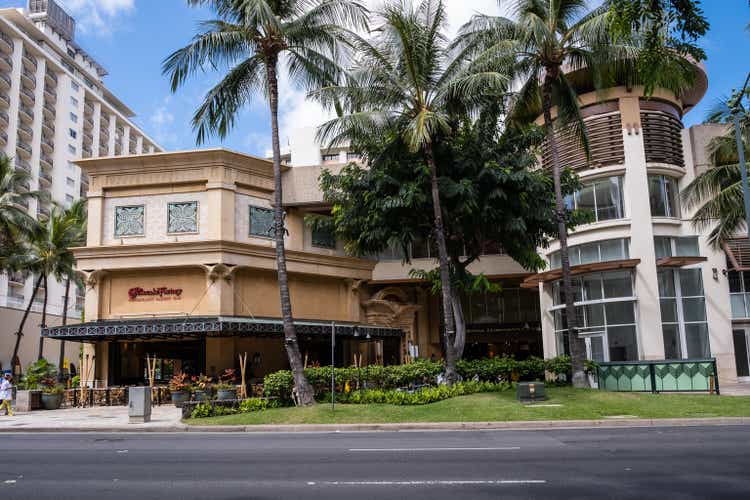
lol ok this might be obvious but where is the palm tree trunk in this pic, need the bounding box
[58,278,70,382]
[11,273,43,369]
[265,56,314,405]
[542,69,588,388]
[37,273,48,360]
[424,143,458,385]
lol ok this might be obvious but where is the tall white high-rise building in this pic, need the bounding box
[0,1,161,369]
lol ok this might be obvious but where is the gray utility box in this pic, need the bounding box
[128,387,152,423]
[517,381,546,402]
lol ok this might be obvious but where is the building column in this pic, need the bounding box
[619,96,665,360]
[91,101,101,157]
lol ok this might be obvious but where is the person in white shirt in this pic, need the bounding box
[0,373,13,416]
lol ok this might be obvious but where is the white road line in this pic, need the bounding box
[348,447,521,452]
[4,480,16,484]
[322,480,546,486]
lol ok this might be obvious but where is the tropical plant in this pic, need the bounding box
[454,0,646,387]
[56,199,87,381]
[10,202,84,363]
[0,153,40,273]
[17,358,57,390]
[162,0,369,406]
[169,372,190,392]
[683,86,750,248]
[314,0,508,384]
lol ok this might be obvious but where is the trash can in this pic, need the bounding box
[128,386,151,423]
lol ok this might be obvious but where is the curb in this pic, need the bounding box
[1,417,749,433]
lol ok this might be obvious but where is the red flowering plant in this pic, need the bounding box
[217,368,238,390]
[168,372,189,393]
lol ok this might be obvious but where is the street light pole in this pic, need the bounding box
[731,72,750,239]
[331,321,335,412]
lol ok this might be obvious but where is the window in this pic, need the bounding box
[68,145,76,154]
[167,201,199,234]
[654,236,700,259]
[346,152,362,161]
[552,270,638,362]
[311,220,336,249]
[71,80,79,92]
[65,194,74,205]
[69,128,77,139]
[648,175,680,217]
[728,270,750,319]
[564,176,624,223]
[70,96,78,107]
[658,268,710,359]
[67,161,75,170]
[462,287,540,325]
[66,177,75,187]
[70,112,78,123]
[114,205,145,237]
[249,206,274,238]
[549,238,629,269]
[322,153,339,162]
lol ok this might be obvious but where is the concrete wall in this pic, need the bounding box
[0,306,81,373]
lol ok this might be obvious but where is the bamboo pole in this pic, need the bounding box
[238,352,248,399]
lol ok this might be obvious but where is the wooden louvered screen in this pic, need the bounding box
[541,112,625,171]
[641,110,684,167]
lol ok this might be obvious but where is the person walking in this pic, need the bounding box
[0,372,14,416]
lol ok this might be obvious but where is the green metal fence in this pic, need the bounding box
[597,358,719,394]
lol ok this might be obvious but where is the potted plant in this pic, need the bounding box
[40,377,64,410]
[169,373,190,408]
[216,368,238,401]
[17,359,59,411]
[191,374,213,401]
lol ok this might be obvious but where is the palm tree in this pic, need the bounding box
[314,0,508,383]
[454,0,631,387]
[683,89,750,248]
[10,202,82,363]
[0,154,38,272]
[56,199,87,381]
[162,0,368,405]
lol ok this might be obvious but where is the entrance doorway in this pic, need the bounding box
[109,340,205,386]
[732,328,750,379]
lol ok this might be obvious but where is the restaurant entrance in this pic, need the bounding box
[108,339,206,386]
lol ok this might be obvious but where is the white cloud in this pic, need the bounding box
[149,96,178,147]
[56,0,135,36]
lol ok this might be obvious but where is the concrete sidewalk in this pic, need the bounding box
[0,405,748,433]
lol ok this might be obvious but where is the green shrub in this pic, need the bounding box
[325,381,510,406]
[18,358,58,390]
[263,357,568,405]
[190,403,214,419]
[190,398,280,419]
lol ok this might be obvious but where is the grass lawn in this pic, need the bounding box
[188,387,750,426]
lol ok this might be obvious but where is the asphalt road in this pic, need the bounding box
[0,425,748,499]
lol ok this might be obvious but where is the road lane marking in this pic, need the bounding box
[4,480,16,484]
[348,447,521,452]
[322,480,545,486]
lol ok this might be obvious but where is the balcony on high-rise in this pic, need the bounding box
[44,70,57,86]
[22,50,37,71]
[0,72,11,90]
[42,100,55,120]
[18,104,34,123]
[21,67,36,89]
[0,54,11,72]
[39,153,53,170]
[41,133,54,154]
[0,92,9,108]
[0,32,13,54]
[7,271,25,286]
[17,122,33,142]
[15,159,31,173]
[0,130,7,146]
[0,110,9,126]
[20,86,35,106]
[43,85,56,102]
[16,139,32,159]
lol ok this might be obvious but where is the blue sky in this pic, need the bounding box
[1,0,748,154]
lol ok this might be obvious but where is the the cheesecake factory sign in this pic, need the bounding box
[128,287,184,302]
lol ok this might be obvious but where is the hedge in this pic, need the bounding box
[264,356,571,404]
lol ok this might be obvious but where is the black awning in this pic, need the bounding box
[42,316,404,342]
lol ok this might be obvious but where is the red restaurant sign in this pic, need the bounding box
[128,287,183,302]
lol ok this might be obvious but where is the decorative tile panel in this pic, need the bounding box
[167,201,198,234]
[249,206,274,238]
[114,205,144,237]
